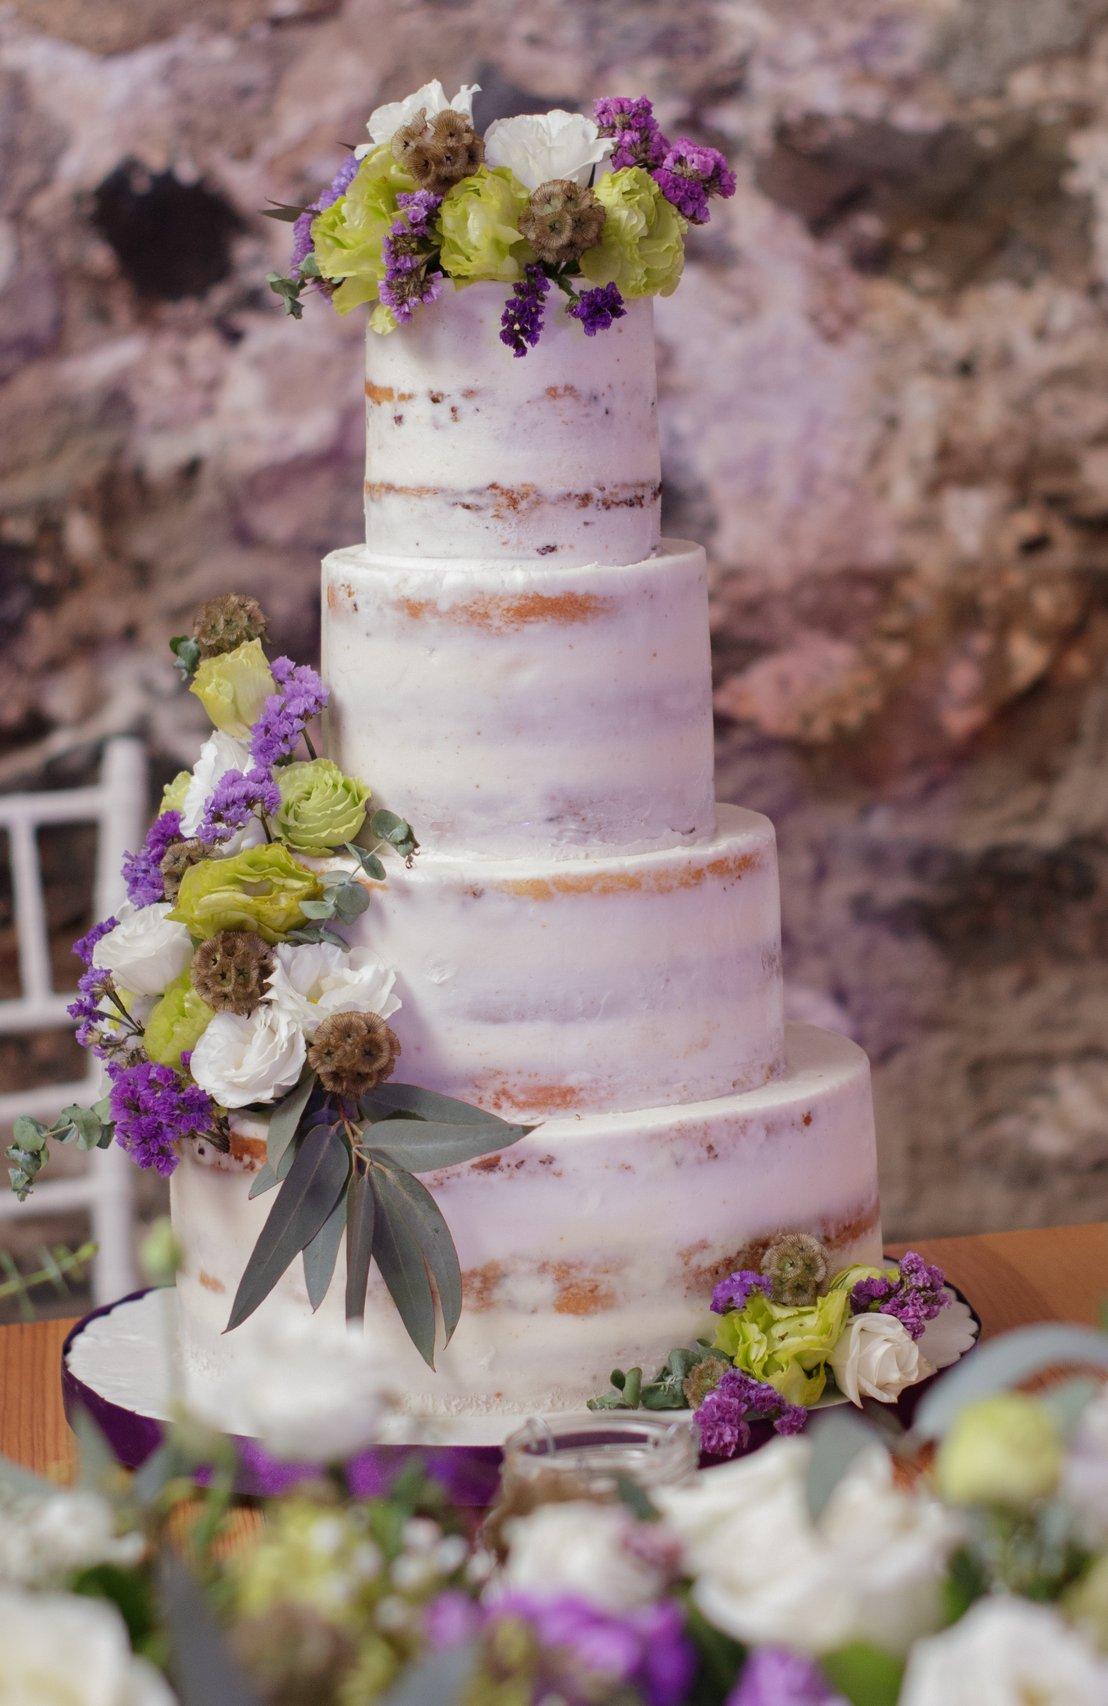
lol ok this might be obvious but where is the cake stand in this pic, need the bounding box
[62,1279,980,1503]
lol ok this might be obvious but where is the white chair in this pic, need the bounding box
[0,738,149,1303]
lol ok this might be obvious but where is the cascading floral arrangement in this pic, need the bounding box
[589,1230,976,1457]
[264,81,735,354]
[6,594,532,1361]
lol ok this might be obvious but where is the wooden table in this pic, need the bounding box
[2,1223,1106,1480]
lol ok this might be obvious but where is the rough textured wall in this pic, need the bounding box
[1,0,1107,1243]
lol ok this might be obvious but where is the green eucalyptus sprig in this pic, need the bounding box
[228,1073,534,1367]
[588,1342,719,1412]
[7,1100,114,1201]
[286,812,421,944]
[0,1241,98,1320]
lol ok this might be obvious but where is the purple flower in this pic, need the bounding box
[249,658,329,768]
[379,191,444,323]
[568,282,626,336]
[653,139,737,225]
[490,1594,694,1706]
[73,916,118,968]
[106,1059,213,1176]
[711,1269,772,1315]
[851,1250,948,1342]
[67,966,126,1059]
[594,96,668,170]
[695,1370,808,1460]
[729,1647,845,1705]
[197,766,280,846]
[424,1590,483,1651]
[500,265,550,357]
[121,811,183,907]
[290,153,360,278]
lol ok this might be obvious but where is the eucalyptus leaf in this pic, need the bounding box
[303,1181,349,1311]
[248,1162,279,1200]
[369,808,419,857]
[261,201,311,222]
[266,1072,317,1173]
[367,1116,532,1174]
[345,842,386,882]
[821,1642,904,1706]
[368,1164,439,1367]
[345,1170,376,1322]
[299,897,338,919]
[362,1081,536,1132]
[804,1408,880,1522]
[367,1157,462,1344]
[160,1554,263,1706]
[0,1452,54,1499]
[912,1323,1108,1441]
[10,1116,47,1150]
[226,1123,350,1333]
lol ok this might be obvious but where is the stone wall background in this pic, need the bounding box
[1,0,1107,1263]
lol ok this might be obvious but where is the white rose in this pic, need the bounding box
[364,79,480,147]
[265,943,401,1038]
[188,1006,305,1108]
[0,1588,175,1705]
[830,1312,932,1407]
[0,1488,143,1588]
[178,731,263,853]
[496,1500,676,1613]
[483,110,613,190]
[656,1438,958,1657]
[92,902,191,997]
[900,1597,1108,1705]
[192,1307,399,1461]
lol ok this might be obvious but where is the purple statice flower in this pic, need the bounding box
[67,965,131,1060]
[695,1369,808,1460]
[653,140,737,225]
[73,916,118,968]
[424,1590,483,1652]
[490,1594,694,1706]
[379,190,444,323]
[594,96,668,171]
[197,766,280,846]
[851,1250,948,1342]
[568,282,626,337]
[500,265,550,357]
[121,810,183,907]
[106,1059,213,1176]
[728,1647,845,1706]
[290,153,360,279]
[249,657,329,768]
[711,1269,772,1315]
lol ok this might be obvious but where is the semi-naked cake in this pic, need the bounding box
[173,282,883,1418]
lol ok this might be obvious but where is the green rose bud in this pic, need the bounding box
[169,844,323,945]
[312,145,416,314]
[714,1287,849,1407]
[935,1393,1063,1511]
[189,639,275,739]
[438,165,531,285]
[143,970,214,1068]
[275,759,371,856]
[161,770,192,814]
[579,166,686,299]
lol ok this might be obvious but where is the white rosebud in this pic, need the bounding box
[364,79,480,147]
[178,730,253,837]
[900,1597,1108,1705]
[188,1006,305,1108]
[93,902,191,997]
[265,943,400,1038]
[496,1501,671,1613]
[830,1311,932,1407]
[483,110,613,190]
[0,1588,175,1705]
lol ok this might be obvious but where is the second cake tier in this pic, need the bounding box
[338,802,785,1121]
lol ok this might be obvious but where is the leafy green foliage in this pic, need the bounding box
[226,1123,350,1331]
[912,1322,1108,1441]
[260,201,312,223]
[286,867,371,943]
[7,1099,113,1201]
[588,1343,716,1412]
[805,1408,887,1522]
[368,808,420,864]
[821,1642,904,1706]
[266,270,310,320]
[168,634,201,683]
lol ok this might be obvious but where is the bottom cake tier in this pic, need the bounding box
[172,1023,882,1421]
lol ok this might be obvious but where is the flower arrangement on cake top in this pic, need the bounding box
[589,1231,978,1456]
[6,595,533,1360]
[265,81,735,353]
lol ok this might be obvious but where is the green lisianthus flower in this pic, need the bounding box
[189,639,275,739]
[161,770,192,815]
[169,844,323,944]
[144,970,214,1069]
[935,1394,1063,1511]
[714,1288,849,1406]
[438,166,531,285]
[579,166,686,298]
[311,145,416,314]
[275,759,370,857]
[828,1262,898,1295]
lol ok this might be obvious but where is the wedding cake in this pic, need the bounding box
[170,93,883,1416]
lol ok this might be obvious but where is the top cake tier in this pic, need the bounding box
[364,284,661,566]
